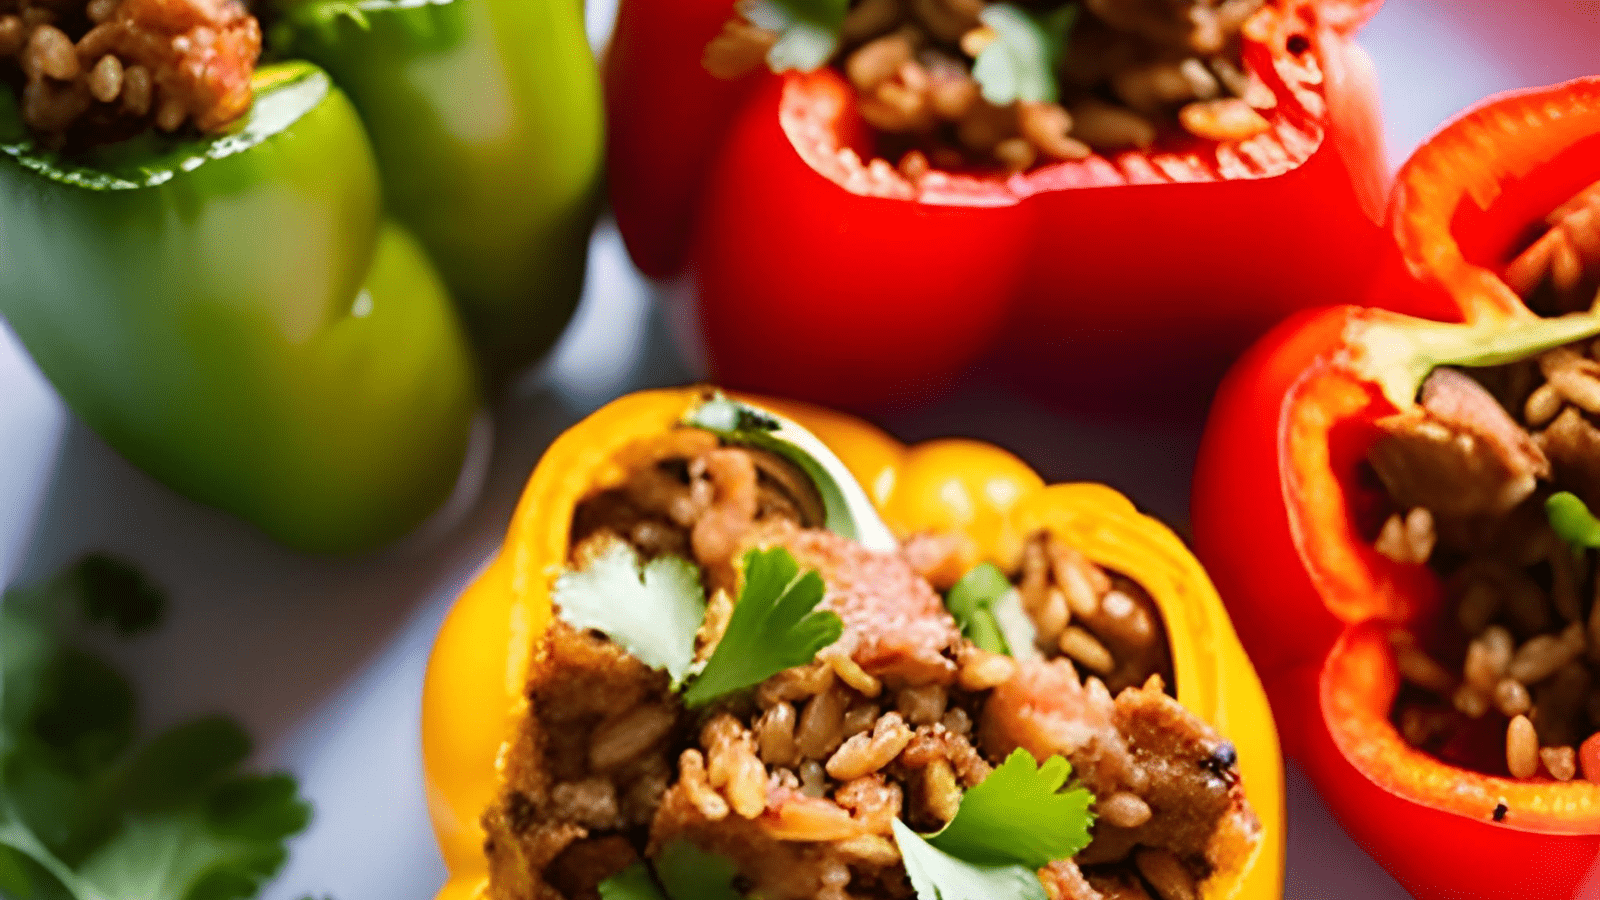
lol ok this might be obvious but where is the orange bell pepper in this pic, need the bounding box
[420,387,1283,899]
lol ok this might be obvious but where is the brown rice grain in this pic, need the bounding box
[679,749,730,819]
[1464,627,1514,690]
[835,835,901,866]
[1099,791,1154,828]
[26,25,78,81]
[702,19,776,80]
[1069,98,1157,150]
[928,72,979,120]
[1508,624,1586,684]
[1403,508,1437,563]
[796,687,850,759]
[1495,678,1533,717]
[1525,382,1564,427]
[1542,745,1578,781]
[121,64,152,116]
[896,684,949,726]
[86,0,119,23]
[549,778,621,830]
[1034,588,1070,643]
[958,25,995,57]
[847,30,916,91]
[1453,685,1490,719]
[842,702,880,740]
[1059,626,1116,675]
[1178,58,1221,100]
[1391,633,1457,694]
[820,645,882,697]
[1179,98,1272,142]
[899,149,930,182]
[757,702,801,769]
[958,647,1017,691]
[1135,847,1199,900]
[840,0,900,43]
[1018,100,1090,161]
[800,759,828,798]
[1507,714,1540,778]
[1456,579,1501,635]
[1374,513,1409,563]
[155,95,187,132]
[825,712,914,781]
[1547,367,1600,415]
[589,703,676,771]
[994,136,1036,172]
[0,16,23,57]
[922,759,962,824]
[940,707,972,735]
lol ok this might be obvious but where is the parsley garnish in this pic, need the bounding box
[1548,491,1600,549]
[553,543,842,709]
[972,3,1077,105]
[945,563,1013,655]
[684,547,843,708]
[893,749,1095,900]
[553,539,707,687]
[598,841,744,900]
[0,557,315,900]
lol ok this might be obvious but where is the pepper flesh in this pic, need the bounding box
[605,0,1389,409]
[0,0,603,551]
[422,387,1283,900]
[1191,79,1600,900]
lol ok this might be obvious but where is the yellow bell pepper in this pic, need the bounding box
[421,388,1283,900]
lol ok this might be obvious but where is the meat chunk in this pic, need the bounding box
[1369,367,1549,518]
[773,528,962,686]
[978,658,1137,797]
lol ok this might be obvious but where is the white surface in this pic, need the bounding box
[2,3,1598,898]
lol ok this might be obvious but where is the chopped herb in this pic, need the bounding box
[891,749,1095,900]
[743,0,846,74]
[1547,491,1600,549]
[893,819,1049,900]
[929,749,1094,869]
[553,539,708,687]
[0,558,315,900]
[597,841,744,900]
[971,3,1076,105]
[945,563,1013,655]
[683,547,843,708]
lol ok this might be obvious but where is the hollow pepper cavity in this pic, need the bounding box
[606,0,1389,409]
[0,0,603,552]
[1191,79,1600,900]
[421,386,1283,899]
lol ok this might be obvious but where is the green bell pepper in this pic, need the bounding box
[0,0,604,553]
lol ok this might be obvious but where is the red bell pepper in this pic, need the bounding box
[1192,78,1600,900]
[606,0,1391,409]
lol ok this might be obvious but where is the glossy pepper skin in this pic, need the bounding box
[0,0,602,553]
[1191,80,1600,900]
[605,0,1389,409]
[421,387,1284,900]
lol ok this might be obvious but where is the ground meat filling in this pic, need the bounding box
[1370,349,1600,784]
[0,0,259,147]
[487,431,1256,900]
[705,0,1276,174]
[1506,180,1600,318]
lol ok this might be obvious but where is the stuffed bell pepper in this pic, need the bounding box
[0,0,602,552]
[1192,78,1600,900]
[607,0,1389,408]
[423,388,1283,900]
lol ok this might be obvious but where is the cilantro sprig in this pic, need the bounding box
[895,749,1095,900]
[599,841,744,900]
[0,556,315,900]
[743,0,847,73]
[945,563,1012,655]
[552,543,843,709]
[1548,491,1600,549]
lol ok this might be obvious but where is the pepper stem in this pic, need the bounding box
[1354,311,1600,410]
[685,395,900,551]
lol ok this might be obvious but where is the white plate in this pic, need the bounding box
[2,2,1597,898]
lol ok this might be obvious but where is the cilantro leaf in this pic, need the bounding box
[553,539,707,687]
[972,4,1076,105]
[929,749,1094,868]
[742,0,847,73]
[597,841,743,900]
[0,558,315,900]
[682,547,843,708]
[1548,491,1600,549]
[599,863,666,900]
[892,820,1048,900]
[945,564,1013,655]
